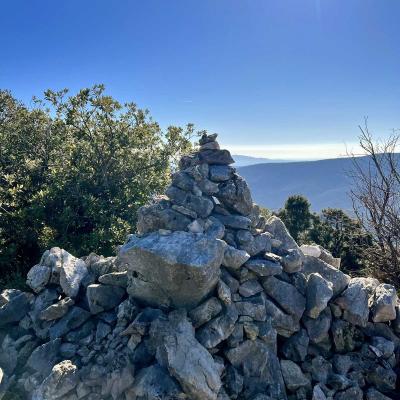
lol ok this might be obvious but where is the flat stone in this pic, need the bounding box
[263,276,306,319]
[222,245,250,270]
[245,258,282,277]
[189,297,223,328]
[372,283,398,323]
[306,273,333,319]
[239,279,263,297]
[199,149,234,165]
[209,165,234,182]
[119,231,225,309]
[98,271,128,288]
[150,310,222,400]
[40,297,74,321]
[49,306,91,339]
[213,214,252,230]
[235,292,267,321]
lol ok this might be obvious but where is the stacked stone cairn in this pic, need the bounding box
[1,133,400,400]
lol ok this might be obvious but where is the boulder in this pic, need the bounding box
[371,283,398,323]
[119,231,225,309]
[281,329,309,362]
[86,284,125,314]
[306,273,333,319]
[222,245,250,270]
[199,149,235,165]
[40,297,74,321]
[0,291,33,327]
[27,339,61,378]
[150,310,222,400]
[189,297,223,328]
[209,165,234,182]
[335,277,378,327]
[264,216,299,252]
[59,254,88,298]
[302,255,350,296]
[26,264,51,293]
[49,306,91,339]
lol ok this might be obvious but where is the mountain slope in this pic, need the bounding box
[237,157,364,212]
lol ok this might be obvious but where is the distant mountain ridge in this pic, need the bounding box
[237,156,364,212]
[233,154,292,166]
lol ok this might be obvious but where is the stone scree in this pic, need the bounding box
[1,133,400,400]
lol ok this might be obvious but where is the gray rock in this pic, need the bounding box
[96,321,112,342]
[370,336,395,358]
[331,319,357,353]
[198,178,219,195]
[312,385,327,400]
[263,276,306,319]
[245,258,282,277]
[236,230,271,256]
[209,165,234,182]
[224,365,243,398]
[309,355,332,384]
[334,386,363,400]
[26,264,51,293]
[27,339,61,378]
[222,245,250,270]
[303,307,332,344]
[150,310,222,400]
[59,253,88,298]
[217,280,232,305]
[235,292,267,321]
[281,249,303,273]
[137,199,191,234]
[40,297,74,321]
[280,359,310,391]
[281,329,309,362]
[367,365,396,392]
[213,214,252,229]
[59,342,78,358]
[220,268,240,294]
[189,297,223,328]
[0,291,33,327]
[199,149,235,165]
[86,284,125,314]
[366,388,392,400]
[332,354,352,375]
[372,283,398,322]
[306,273,333,319]
[49,306,91,339]
[129,364,184,399]
[166,186,214,218]
[335,277,378,327]
[172,203,198,218]
[98,271,128,288]
[264,216,299,252]
[239,279,263,297]
[32,360,79,400]
[217,175,253,215]
[263,297,300,337]
[196,304,238,348]
[302,256,350,296]
[119,231,225,309]
[225,340,287,400]
[205,216,226,239]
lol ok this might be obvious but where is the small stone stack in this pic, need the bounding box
[0,133,399,400]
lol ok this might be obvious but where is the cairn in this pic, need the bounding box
[0,133,399,400]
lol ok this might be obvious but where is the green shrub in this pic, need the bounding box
[0,85,196,280]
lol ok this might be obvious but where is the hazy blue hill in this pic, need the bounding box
[237,156,369,212]
[233,154,291,166]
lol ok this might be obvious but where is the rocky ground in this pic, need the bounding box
[0,133,399,399]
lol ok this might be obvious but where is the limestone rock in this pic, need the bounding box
[150,310,222,400]
[371,283,398,322]
[189,297,223,328]
[40,297,74,321]
[59,255,88,298]
[86,284,125,314]
[222,245,250,270]
[245,258,282,277]
[306,273,333,319]
[119,231,225,309]
[26,264,51,293]
[49,306,91,339]
[0,291,33,327]
[217,175,253,215]
[27,339,61,378]
[281,329,309,362]
[280,359,310,391]
[209,165,234,182]
[98,271,128,287]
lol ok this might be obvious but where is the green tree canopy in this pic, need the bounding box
[0,85,197,285]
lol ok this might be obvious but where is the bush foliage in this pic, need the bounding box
[0,85,196,284]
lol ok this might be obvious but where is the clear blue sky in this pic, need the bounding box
[1,0,399,159]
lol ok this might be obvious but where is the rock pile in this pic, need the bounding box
[0,133,399,400]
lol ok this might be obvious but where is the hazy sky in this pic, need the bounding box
[1,0,399,160]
